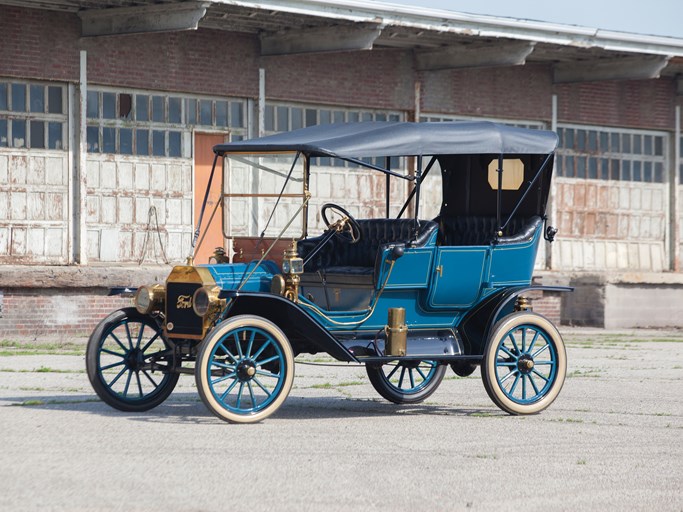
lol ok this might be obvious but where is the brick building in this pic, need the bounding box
[0,0,682,338]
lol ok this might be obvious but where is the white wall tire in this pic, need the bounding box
[481,312,566,415]
[195,315,294,424]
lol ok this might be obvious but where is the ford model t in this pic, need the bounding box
[86,121,571,423]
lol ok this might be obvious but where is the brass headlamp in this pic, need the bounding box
[134,284,165,315]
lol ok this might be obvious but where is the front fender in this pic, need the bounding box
[221,292,358,363]
[458,285,573,355]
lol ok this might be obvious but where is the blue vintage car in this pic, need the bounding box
[86,121,572,423]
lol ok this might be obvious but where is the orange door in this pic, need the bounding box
[194,133,226,264]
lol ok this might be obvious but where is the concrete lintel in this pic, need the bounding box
[79,1,210,37]
[553,55,671,84]
[415,41,535,71]
[260,23,382,56]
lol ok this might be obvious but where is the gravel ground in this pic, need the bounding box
[0,327,681,511]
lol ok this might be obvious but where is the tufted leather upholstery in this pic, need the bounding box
[435,215,542,246]
[300,218,438,273]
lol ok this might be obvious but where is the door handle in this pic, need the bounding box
[436,265,443,278]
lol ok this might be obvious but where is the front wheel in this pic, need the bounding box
[195,315,294,424]
[86,308,179,412]
[481,312,566,415]
[366,360,446,404]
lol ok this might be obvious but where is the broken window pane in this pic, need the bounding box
[30,85,44,113]
[30,120,45,148]
[119,93,132,120]
[48,86,62,114]
[0,119,7,147]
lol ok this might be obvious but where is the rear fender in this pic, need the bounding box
[220,292,357,362]
[458,285,573,355]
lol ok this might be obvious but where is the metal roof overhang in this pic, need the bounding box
[2,0,682,85]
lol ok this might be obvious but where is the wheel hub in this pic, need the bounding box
[236,360,257,381]
[125,348,144,371]
[517,355,534,374]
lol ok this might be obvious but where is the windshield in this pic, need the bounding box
[223,152,307,239]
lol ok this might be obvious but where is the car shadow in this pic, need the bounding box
[3,391,502,423]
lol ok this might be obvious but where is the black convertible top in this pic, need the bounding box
[213,121,558,158]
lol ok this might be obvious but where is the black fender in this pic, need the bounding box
[458,285,573,356]
[220,291,358,363]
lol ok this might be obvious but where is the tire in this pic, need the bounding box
[366,360,446,404]
[481,312,566,415]
[195,315,294,424]
[86,308,179,412]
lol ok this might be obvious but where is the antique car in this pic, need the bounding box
[86,121,572,423]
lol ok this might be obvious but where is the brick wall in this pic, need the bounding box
[0,288,130,340]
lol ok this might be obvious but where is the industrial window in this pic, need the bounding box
[556,125,668,183]
[419,114,546,131]
[264,102,403,168]
[0,80,67,150]
[86,88,247,157]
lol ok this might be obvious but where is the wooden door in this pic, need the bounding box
[194,133,226,264]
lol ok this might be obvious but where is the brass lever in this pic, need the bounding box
[436,265,443,278]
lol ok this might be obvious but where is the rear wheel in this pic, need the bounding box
[195,315,294,423]
[366,360,446,404]
[86,308,178,412]
[481,312,566,415]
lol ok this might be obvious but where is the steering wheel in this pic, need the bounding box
[321,203,361,244]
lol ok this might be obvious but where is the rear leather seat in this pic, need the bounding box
[435,215,542,246]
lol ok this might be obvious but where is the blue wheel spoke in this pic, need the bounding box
[508,332,520,355]
[140,331,160,354]
[255,369,279,378]
[385,364,400,380]
[251,339,272,361]
[101,361,126,371]
[408,368,416,388]
[122,370,133,397]
[500,345,517,359]
[234,332,244,358]
[246,331,256,358]
[521,328,527,352]
[532,344,549,359]
[253,377,273,397]
[247,381,257,409]
[509,372,521,396]
[220,378,240,401]
[102,348,126,358]
[135,371,143,397]
[109,333,128,353]
[217,341,238,364]
[522,374,527,400]
[398,366,406,388]
[124,322,134,350]
[527,331,540,354]
[533,360,554,366]
[499,369,517,384]
[142,369,159,388]
[415,366,428,380]
[108,366,128,387]
[496,360,517,367]
[211,361,235,370]
[211,372,237,385]
[135,324,145,350]
[529,374,540,395]
[235,382,245,409]
[532,369,550,383]
[256,354,280,367]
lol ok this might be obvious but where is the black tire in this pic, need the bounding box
[481,312,566,415]
[86,308,179,412]
[366,360,446,404]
